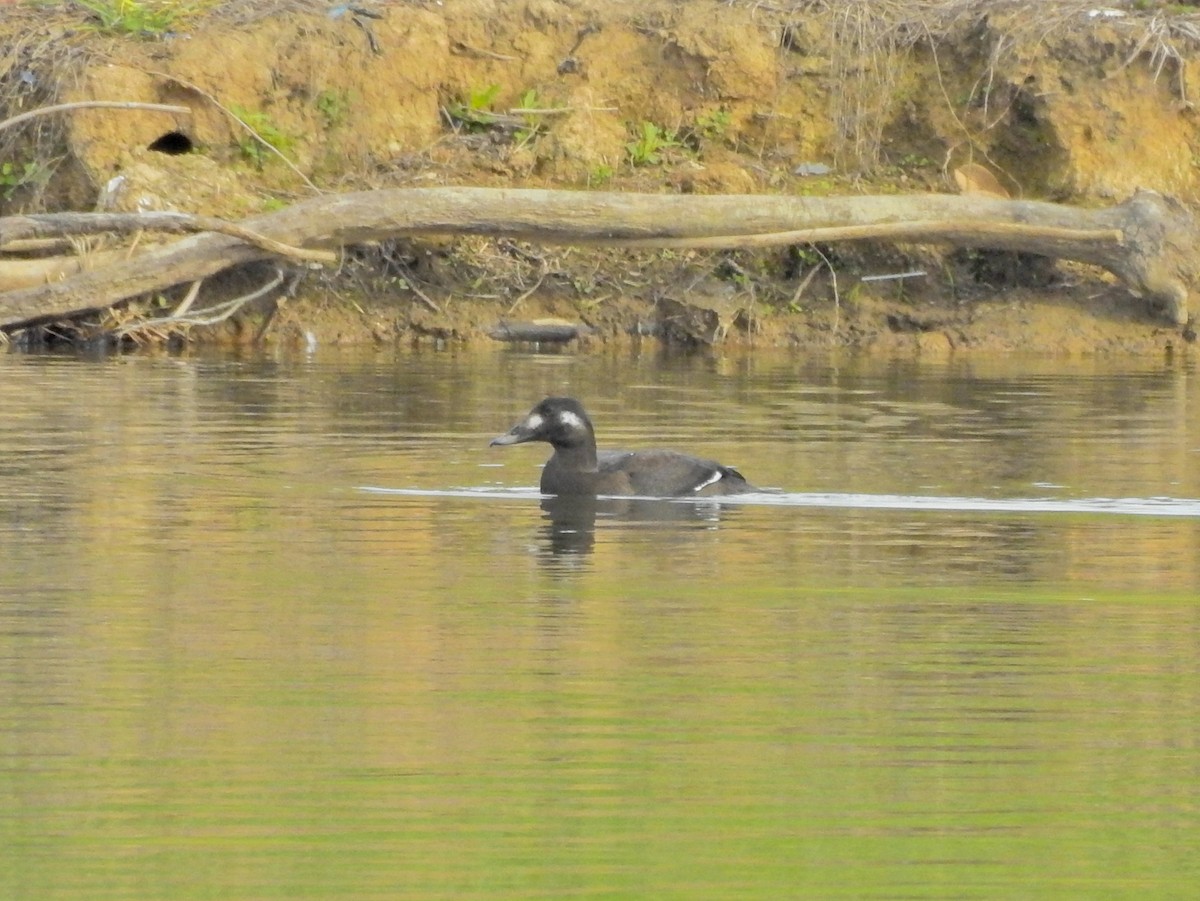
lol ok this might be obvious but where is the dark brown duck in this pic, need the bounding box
[490,397,756,497]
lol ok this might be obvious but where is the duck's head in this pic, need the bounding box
[490,397,595,450]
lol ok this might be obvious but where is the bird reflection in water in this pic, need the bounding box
[537,493,741,562]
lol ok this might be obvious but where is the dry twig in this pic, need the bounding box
[114,265,285,338]
[0,101,191,134]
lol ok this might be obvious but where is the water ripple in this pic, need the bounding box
[359,486,1200,518]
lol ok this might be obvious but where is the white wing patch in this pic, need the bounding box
[692,470,723,492]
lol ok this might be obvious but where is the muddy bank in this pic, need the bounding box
[2,0,1200,353]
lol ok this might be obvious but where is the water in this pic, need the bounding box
[1,347,1198,899]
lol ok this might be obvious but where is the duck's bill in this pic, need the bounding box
[489,427,533,446]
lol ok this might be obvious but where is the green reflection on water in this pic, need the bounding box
[3,575,1197,900]
[1,349,1198,899]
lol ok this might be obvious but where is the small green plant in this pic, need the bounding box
[315,89,351,129]
[626,121,682,166]
[897,152,935,170]
[695,108,731,140]
[513,88,552,149]
[586,163,614,187]
[0,160,42,200]
[793,176,835,197]
[787,244,826,275]
[447,83,502,131]
[231,105,295,167]
[74,0,187,35]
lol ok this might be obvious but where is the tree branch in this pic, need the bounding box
[0,101,191,134]
[0,210,336,263]
[1,187,1195,331]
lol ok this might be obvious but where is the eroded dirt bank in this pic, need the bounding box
[3,0,1200,353]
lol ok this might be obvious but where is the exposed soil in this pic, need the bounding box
[3,0,1200,354]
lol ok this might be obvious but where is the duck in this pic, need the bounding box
[489,396,756,497]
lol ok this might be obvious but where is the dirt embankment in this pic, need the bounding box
[3,0,1200,353]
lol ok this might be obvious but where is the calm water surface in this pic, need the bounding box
[1,347,1197,899]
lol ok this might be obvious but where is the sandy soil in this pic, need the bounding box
[2,0,1199,354]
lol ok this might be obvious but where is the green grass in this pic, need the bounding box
[315,90,351,129]
[586,163,614,187]
[0,160,42,200]
[695,107,732,140]
[230,106,295,168]
[72,0,196,35]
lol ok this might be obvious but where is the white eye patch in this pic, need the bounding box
[525,412,545,430]
[555,409,586,430]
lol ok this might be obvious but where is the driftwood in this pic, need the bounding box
[489,320,592,343]
[1,187,1197,332]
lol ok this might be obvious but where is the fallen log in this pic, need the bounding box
[1,187,1196,332]
[489,320,592,343]
[0,247,131,293]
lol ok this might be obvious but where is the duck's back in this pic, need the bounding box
[591,449,754,497]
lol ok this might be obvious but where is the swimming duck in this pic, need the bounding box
[490,396,756,497]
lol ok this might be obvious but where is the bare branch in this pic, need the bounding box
[0,210,337,264]
[1,187,1195,332]
[114,266,284,337]
[0,101,191,134]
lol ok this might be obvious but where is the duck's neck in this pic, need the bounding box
[552,441,598,472]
